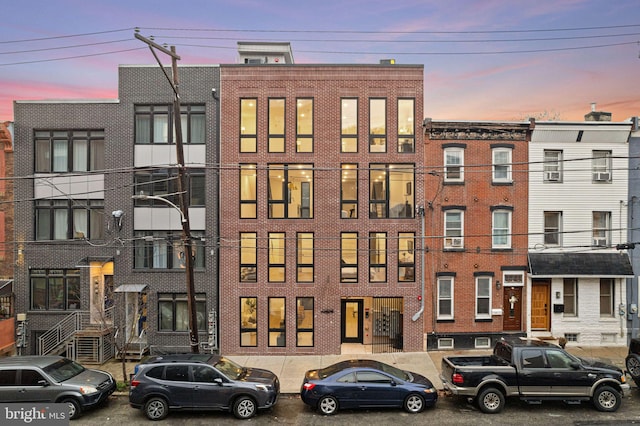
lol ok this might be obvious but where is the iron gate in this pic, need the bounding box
[371,297,403,353]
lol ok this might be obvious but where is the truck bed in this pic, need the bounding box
[443,354,510,368]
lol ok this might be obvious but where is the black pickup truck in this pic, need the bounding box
[440,339,629,414]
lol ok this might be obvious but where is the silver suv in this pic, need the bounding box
[0,355,116,419]
[129,354,280,420]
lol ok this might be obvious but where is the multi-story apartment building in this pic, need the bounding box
[13,64,220,360]
[528,109,633,346]
[423,120,532,350]
[626,116,640,339]
[218,46,424,355]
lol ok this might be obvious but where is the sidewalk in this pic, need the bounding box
[95,345,630,395]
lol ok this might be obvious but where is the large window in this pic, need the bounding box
[134,168,205,207]
[297,233,314,282]
[369,98,386,152]
[444,147,464,182]
[268,297,286,347]
[135,105,205,144]
[592,211,611,247]
[341,98,358,152]
[341,233,358,283]
[544,150,562,182]
[35,130,104,173]
[268,164,313,218]
[437,276,454,319]
[476,276,492,319]
[296,297,314,347]
[398,233,415,282]
[492,209,512,249]
[563,278,577,316]
[134,231,205,269]
[341,164,358,219]
[544,211,562,246]
[240,233,257,282]
[268,232,285,282]
[240,164,257,218]
[592,150,612,182]
[444,210,464,249]
[240,99,257,152]
[36,199,104,241]
[30,269,80,311]
[158,293,206,331]
[369,164,414,219]
[492,147,512,183]
[397,99,415,153]
[296,98,313,152]
[268,98,285,152]
[240,297,257,347]
[600,279,614,317]
[369,232,386,282]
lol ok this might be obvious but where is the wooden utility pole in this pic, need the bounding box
[135,33,199,353]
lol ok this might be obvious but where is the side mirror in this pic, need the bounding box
[37,380,49,387]
[214,377,223,386]
[569,362,580,370]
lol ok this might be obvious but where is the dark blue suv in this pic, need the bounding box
[129,354,279,420]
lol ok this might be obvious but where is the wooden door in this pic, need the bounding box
[531,281,550,330]
[502,287,522,331]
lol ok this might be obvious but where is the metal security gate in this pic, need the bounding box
[371,297,403,353]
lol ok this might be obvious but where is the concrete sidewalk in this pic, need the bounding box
[95,344,631,395]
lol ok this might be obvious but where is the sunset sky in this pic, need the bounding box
[1,0,639,122]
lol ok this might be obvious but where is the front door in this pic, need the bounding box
[341,299,363,343]
[502,287,522,331]
[531,281,550,330]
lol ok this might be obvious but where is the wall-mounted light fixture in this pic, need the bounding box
[496,280,501,290]
[556,291,561,299]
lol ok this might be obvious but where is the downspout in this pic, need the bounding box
[412,205,426,321]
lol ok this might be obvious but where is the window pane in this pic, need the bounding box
[369,99,386,152]
[341,98,358,152]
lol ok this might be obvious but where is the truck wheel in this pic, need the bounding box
[592,385,621,412]
[626,354,640,380]
[477,387,505,414]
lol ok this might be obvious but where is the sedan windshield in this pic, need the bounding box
[213,357,244,380]
[43,358,85,382]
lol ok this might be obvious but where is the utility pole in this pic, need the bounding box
[135,32,199,353]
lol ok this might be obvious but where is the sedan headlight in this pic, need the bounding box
[79,386,98,395]
[423,387,437,394]
[255,384,272,392]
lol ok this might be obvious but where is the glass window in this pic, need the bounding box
[563,278,577,316]
[397,98,414,153]
[492,148,512,182]
[476,276,491,318]
[35,130,105,173]
[158,293,206,331]
[341,164,358,219]
[296,297,314,347]
[297,233,314,282]
[438,277,454,319]
[592,211,611,247]
[134,105,204,144]
[240,99,257,153]
[444,210,463,248]
[444,148,464,181]
[369,232,386,282]
[29,269,81,311]
[521,349,546,369]
[592,150,612,182]
[268,233,285,282]
[369,164,414,219]
[240,233,257,282]
[492,210,512,248]
[543,150,562,182]
[544,211,562,246]
[240,164,257,219]
[369,98,386,152]
[268,298,286,347]
[341,98,358,152]
[341,233,358,283]
[268,98,285,152]
[134,231,205,270]
[133,168,205,208]
[296,98,313,152]
[240,297,257,347]
[35,199,104,241]
[600,279,614,317]
[268,164,313,219]
[398,233,415,282]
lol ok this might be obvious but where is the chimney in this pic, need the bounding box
[584,102,612,122]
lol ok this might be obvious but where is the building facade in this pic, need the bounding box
[0,121,15,355]
[627,116,640,340]
[423,120,532,350]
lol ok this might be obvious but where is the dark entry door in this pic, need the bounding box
[341,299,363,343]
[503,286,522,331]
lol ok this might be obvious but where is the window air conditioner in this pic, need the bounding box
[593,172,610,181]
[593,238,607,247]
[445,237,463,248]
[545,172,560,181]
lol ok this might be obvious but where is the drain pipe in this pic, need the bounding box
[412,205,425,321]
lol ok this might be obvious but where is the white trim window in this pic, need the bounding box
[492,148,512,183]
[492,209,512,249]
[563,278,578,317]
[444,210,464,249]
[592,150,612,182]
[544,211,562,246]
[476,276,492,319]
[437,276,454,319]
[592,211,611,247]
[444,148,464,182]
[543,150,562,182]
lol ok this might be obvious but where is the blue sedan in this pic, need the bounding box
[300,359,437,415]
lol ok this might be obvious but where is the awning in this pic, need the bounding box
[75,256,114,267]
[114,284,148,293]
[529,252,634,277]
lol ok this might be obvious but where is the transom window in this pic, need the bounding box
[35,130,105,173]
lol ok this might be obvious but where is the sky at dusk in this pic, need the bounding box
[1,0,639,122]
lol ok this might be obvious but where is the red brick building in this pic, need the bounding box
[219,58,425,355]
[423,120,532,349]
[0,121,13,278]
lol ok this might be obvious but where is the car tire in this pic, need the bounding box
[477,387,505,414]
[592,385,621,412]
[403,393,425,413]
[144,396,169,421]
[60,397,81,420]
[626,354,640,380]
[318,395,339,415]
[233,396,257,419]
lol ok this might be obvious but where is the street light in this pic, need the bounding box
[132,193,186,222]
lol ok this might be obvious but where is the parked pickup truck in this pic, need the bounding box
[441,339,629,414]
